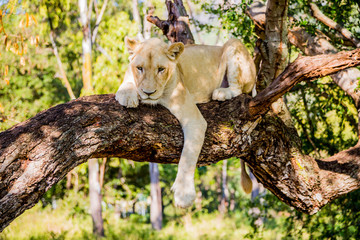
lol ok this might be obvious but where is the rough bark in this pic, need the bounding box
[255,0,294,134]
[146,0,195,45]
[257,0,289,90]
[1,49,360,231]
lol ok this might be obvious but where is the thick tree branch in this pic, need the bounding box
[309,3,360,48]
[1,49,360,230]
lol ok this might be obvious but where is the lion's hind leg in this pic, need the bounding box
[212,38,256,101]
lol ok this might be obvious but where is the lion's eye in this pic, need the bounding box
[158,67,165,73]
[136,66,143,71]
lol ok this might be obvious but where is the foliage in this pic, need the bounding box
[288,0,360,49]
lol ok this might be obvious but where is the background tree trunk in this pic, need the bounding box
[219,160,228,214]
[149,163,162,230]
[88,158,105,237]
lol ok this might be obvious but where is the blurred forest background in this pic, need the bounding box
[0,0,360,239]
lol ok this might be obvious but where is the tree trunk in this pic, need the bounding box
[149,163,162,230]
[1,48,360,230]
[79,0,93,94]
[88,158,105,237]
[219,160,228,214]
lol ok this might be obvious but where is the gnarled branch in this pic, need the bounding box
[310,3,360,48]
[1,48,360,231]
[146,0,194,44]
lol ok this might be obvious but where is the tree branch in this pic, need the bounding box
[1,48,360,230]
[91,0,109,44]
[249,48,360,116]
[310,3,360,48]
[146,0,194,44]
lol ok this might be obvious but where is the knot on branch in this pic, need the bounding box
[146,0,194,44]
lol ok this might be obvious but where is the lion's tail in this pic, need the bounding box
[240,159,253,194]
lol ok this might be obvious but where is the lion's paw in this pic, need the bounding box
[115,88,139,108]
[212,88,233,101]
[171,178,196,208]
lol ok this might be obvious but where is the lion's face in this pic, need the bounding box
[125,37,184,105]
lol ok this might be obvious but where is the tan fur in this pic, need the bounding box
[116,37,256,208]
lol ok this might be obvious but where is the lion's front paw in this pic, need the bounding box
[171,178,196,208]
[212,88,233,101]
[115,88,139,108]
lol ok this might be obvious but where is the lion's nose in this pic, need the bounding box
[142,89,156,96]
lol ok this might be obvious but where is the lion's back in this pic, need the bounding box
[178,45,223,103]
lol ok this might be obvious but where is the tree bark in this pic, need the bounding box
[1,48,360,231]
[257,0,289,90]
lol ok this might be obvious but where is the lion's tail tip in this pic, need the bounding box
[240,159,253,194]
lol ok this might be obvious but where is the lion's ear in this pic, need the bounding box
[125,36,139,56]
[167,42,184,60]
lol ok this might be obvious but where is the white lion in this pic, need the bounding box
[116,37,256,208]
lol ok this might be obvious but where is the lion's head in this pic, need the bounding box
[125,37,184,105]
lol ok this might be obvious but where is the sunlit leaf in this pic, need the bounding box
[31,15,37,26]
[23,43,28,54]
[6,40,11,51]
[26,13,29,27]
[20,56,25,66]
[4,34,7,46]
[10,42,19,54]
[19,18,25,28]
[30,36,35,45]
[35,35,39,46]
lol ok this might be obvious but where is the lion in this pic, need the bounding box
[115,37,256,208]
